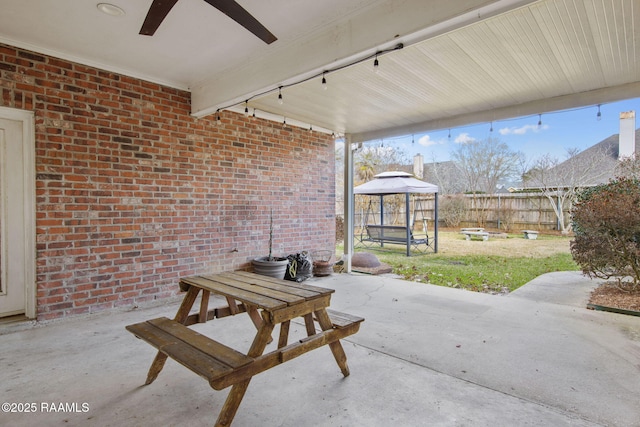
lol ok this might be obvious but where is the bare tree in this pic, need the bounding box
[523,147,613,234]
[451,136,522,225]
[354,145,409,184]
[423,154,463,195]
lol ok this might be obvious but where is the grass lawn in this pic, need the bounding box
[339,231,579,293]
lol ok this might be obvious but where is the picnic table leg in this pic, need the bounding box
[145,286,200,385]
[215,320,275,427]
[314,308,350,377]
[247,304,273,344]
[278,320,290,348]
[303,313,316,336]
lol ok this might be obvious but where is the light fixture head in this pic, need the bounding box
[373,54,379,73]
[597,104,602,121]
[321,72,327,90]
[537,114,542,128]
[244,101,249,116]
[278,87,283,105]
[97,3,125,16]
[489,122,493,133]
[252,108,256,119]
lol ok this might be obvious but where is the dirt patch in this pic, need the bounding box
[589,282,640,312]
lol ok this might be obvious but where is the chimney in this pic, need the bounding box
[619,111,636,160]
[413,154,424,178]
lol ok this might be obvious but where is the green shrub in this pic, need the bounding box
[570,177,640,289]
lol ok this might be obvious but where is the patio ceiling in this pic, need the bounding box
[244,0,640,141]
[1,0,639,141]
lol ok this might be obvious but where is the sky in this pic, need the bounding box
[366,97,640,164]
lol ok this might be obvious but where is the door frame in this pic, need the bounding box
[0,106,36,319]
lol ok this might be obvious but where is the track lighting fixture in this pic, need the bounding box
[597,104,602,121]
[373,54,379,73]
[244,101,249,116]
[278,87,283,105]
[537,114,542,128]
[252,108,256,119]
[448,129,451,139]
[322,72,327,90]
[489,122,493,133]
[216,109,221,123]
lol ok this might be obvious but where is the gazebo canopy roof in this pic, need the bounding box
[354,171,439,195]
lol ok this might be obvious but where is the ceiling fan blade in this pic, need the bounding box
[140,0,180,36]
[203,0,277,44]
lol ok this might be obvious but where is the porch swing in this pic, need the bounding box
[354,171,439,256]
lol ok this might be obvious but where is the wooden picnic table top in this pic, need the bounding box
[180,271,335,312]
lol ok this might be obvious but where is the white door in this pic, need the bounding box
[0,109,35,318]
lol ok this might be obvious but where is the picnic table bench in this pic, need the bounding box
[460,228,489,241]
[126,271,364,426]
[460,227,484,233]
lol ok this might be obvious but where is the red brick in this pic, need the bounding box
[1,42,335,321]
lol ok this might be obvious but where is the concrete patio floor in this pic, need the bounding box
[1,271,639,426]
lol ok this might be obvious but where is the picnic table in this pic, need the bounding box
[460,227,489,241]
[126,271,364,426]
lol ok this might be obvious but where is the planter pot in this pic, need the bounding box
[312,250,334,277]
[312,260,334,276]
[251,257,289,279]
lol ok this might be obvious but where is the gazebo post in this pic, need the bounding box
[379,194,384,248]
[434,192,439,253]
[405,192,411,256]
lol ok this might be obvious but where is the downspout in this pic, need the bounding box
[343,135,354,273]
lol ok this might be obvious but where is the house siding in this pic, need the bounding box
[0,43,335,321]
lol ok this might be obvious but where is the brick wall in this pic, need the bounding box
[0,43,335,321]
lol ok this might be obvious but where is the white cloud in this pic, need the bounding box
[454,133,476,144]
[499,124,549,135]
[418,135,439,147]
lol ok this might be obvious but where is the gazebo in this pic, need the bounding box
[354,171,439,256]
